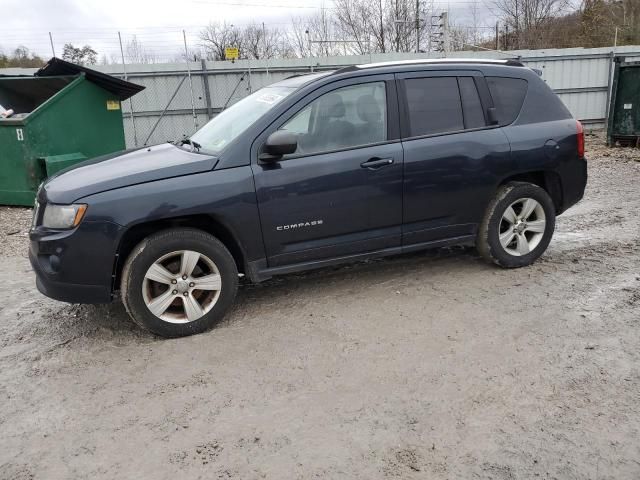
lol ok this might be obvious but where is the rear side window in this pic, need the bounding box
[458,77,485,129]
[405,77,464,136]
[486,77,528,125]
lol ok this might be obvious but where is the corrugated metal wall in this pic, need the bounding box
[5,46,640,147]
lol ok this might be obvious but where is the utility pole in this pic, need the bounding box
[495,21,499,50]
[48,32,56,58]
[442,11,450,56]
[430,12,444,53]
[514,0,519,49]
[415,0,420,53]
[379,0,386,53]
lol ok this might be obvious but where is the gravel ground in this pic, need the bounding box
[0,205,32,258]
[1,135,639,479]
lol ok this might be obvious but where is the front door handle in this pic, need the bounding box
[360,157,394,170]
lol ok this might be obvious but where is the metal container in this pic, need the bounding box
[607,59,640,147]
[0,58,143,206]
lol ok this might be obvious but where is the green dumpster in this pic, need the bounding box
[0,57,144,205]
[607,58,640,147]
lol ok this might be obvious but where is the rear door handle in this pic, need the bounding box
[360,157,394,170]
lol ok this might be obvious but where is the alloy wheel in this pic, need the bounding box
[498,197,547,256]
[142,250,222,323]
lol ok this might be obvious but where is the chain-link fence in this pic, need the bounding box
[90,46,640,148]
[114,59,336,148]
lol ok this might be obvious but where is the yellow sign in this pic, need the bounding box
[225,47,239,60]
[106,100,121,111]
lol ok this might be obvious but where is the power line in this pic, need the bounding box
[189,0,323,8]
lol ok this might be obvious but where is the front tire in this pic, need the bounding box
[477,182,556,268]
[121,228,238,337]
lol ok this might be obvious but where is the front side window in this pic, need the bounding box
[190,86,295,153]
[280,82,387,156]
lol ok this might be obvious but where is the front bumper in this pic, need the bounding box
[29,220,123,304]
[30,249,111,303]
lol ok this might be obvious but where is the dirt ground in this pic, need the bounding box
[1,134,639,479]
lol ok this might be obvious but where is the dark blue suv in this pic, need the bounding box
[30,59,587,337]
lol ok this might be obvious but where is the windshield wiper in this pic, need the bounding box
[177,138,202,152]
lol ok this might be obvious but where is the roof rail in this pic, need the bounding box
[333,58,524,75]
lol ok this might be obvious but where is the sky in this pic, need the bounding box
[1,0,496,61]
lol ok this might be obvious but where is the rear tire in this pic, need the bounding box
[477,182,556,268]
[121,228,238,338]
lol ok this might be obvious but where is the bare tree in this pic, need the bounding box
[580,0,640,47]
[242,23,283,59]
[621,0,640,44]
[193,0,634,61]
[200,22,244,60]
[331,0,435,54]
[307,5,341,56]
[288,16,311,57]
[448,23,475,51]
[390,0,415,52]
[333,0,372,54]
[126,35,156,64]
[200,22,286,60]
[286,8,340,58]
[469,0,483,46]
[493,0,569,48]
[372,0,388,52]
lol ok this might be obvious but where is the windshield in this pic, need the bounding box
[190,86,295,153]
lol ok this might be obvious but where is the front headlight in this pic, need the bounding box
[42,204,87,229]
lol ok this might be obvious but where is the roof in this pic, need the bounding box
[270,58,527,91]
[35,57,144,101]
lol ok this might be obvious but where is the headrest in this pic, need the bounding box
[356,94,381,123]
[320,93,346,118]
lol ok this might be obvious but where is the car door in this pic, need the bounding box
[251,75,403,268]
[396,71,512,247]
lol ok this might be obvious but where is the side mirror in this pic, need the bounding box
[260,131,298,162]
[487,107,499,125]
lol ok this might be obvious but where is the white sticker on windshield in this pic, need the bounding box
[256,93,284,105]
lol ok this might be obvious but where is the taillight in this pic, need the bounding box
[576,120,585,158]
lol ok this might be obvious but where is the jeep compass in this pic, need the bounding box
[30,59,588,337]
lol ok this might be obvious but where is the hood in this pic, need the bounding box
[42,143,218,204]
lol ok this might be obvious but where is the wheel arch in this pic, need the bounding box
[498,170,563,213]
[114,215,249,292]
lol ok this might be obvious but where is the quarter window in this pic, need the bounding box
[404,77,464,136]
[486,76,528,125]
[280,82,387,156]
